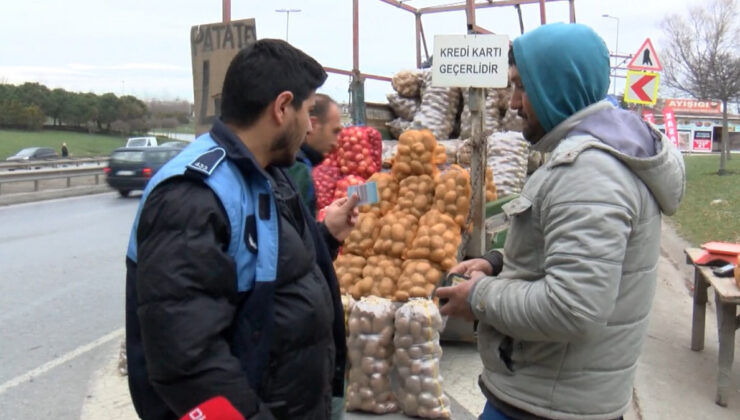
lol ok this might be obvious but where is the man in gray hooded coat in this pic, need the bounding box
[437,23,686,420]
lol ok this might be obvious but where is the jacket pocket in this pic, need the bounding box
[477,324,515,376]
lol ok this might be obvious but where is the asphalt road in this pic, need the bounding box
[0,192,484,420]
[0,192,140,419]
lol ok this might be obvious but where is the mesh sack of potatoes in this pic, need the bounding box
[359,172,399,217]
[344,212,382,258]
[382,141,398,168]
[459,88,502,140]
[393,299,450,418]
[406,210,462,271]
[396,260,443,302]
[433,165,472,228]
[387,93,421,121]
[488,131,530,197]
[395,174,436,218]
[413,70,461,141]
[391,129,438,180]
[485,167,498,202]
[500,107,524,132]
[387,118,413,140]
[362,255,404,300]
[335,253,367,296]
[392,69,423,98]
[346,296,398,414]
[439,139,462,165]
[373,210,419,259]
[342,294,357,337]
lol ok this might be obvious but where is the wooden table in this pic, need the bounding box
[687,248,740,407]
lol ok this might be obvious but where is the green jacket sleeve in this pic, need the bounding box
[286,161,315,216]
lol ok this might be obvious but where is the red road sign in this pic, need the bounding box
[627,38,662,72]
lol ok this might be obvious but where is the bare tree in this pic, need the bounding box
[661,0,740,174]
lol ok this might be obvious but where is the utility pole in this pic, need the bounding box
[275,9,301,42]
[602,14,620,96]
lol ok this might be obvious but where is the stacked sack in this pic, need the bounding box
[313,125,383,217]
[456,131,529,198]
[387,70,422,140]
[487,131,530,197]
[459,88,502,139]
[394,299,451,419]
[413,70,461,141]
[346,297,398,414]
[433,165,471,228]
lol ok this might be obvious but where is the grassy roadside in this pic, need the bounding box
[668,153,740,246]
[0,129,127,159]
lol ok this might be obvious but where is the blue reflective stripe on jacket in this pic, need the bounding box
[126,133,279,291]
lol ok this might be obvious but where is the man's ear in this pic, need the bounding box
[271,91,294,125]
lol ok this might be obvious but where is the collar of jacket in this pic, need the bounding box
[210,118,275,182]
[531,101,613,154]
[298,143,325,166]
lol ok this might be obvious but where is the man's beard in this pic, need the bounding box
[270,128,300,167]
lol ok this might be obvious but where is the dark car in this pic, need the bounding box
[104,146,182,197]
[6,147,59,162]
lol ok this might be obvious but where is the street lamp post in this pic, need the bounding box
[602,14,620,96]
[275,9,301,42]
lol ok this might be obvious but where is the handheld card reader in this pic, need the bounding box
[432,272,470,306]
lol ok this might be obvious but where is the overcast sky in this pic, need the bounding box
[0,0,701,103]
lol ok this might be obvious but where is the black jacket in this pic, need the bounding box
[126,120,345,420]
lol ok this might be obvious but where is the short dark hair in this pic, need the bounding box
[221,39,328,128]
[310,94,337,123]
[508,45,516,67]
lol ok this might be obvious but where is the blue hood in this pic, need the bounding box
[513,23,611,132]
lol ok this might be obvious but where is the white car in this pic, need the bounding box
[125,136,158,148]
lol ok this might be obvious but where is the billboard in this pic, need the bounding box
[692,130,713,152]
[191,19,257,135]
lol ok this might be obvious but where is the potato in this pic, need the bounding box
[396,174,435,218]
[406,210,461,271]
[346,297,398,414]
[359,172,399,216]
[334,253,366,295]
[344,212,381,257]
[394,299,451,418]
[392,129,439,181]
[373,211,418,259]
[434,164,472,228]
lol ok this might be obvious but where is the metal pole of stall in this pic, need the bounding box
[464,0,487,258]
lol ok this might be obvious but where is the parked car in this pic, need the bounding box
[125,136,158,148]
[158,141,189,149]
[6,147,59,162]
[104,146,181,197]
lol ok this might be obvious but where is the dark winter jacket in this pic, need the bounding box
[125,119,346,420]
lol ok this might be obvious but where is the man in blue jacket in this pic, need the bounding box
[125,39,358,420]
[439,23,685,420]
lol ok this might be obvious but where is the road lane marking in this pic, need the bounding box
[0,328,124,396]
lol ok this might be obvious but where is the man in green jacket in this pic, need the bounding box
[438,23,685,420]
[287,93,342,217]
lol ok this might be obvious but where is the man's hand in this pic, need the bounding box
[323,194,360,242]
[449,258,494,277]
[436,271,486,322]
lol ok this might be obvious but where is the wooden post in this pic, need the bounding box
[714,293,737,407]
[466,88,487,257]
[415,13,422,68]
[691,266,708,351]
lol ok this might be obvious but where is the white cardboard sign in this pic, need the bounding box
[432,34,509,88]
